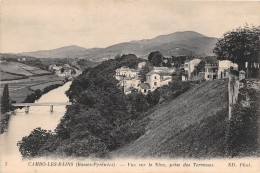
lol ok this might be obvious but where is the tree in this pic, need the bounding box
[139,62,153,82]
[148,51,164,67]
[60,67,65,73]
[71,69,76,75]
[213,25,260,75]
[165,59,172,67]
[192,60,206,76]
[134,93,149,112]
[1,84,10,114]
[17,128,53,158]
[146,90,160,106]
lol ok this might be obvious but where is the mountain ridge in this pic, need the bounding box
[19,31,218,60]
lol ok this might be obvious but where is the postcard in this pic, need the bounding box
[0,0,259,173]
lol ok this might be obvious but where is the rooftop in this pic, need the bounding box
[158,72,172,76]
[146,71,159,76]
[153,67,169,70]
[161,77,172,81]
[130,69,139,72]
[140,83,151,89]
[125,87,137,92]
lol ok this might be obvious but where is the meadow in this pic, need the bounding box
[0,75,65,103]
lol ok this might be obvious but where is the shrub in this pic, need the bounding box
[158,80,197,101]
[227,88,260,157]
[17,128,53,158]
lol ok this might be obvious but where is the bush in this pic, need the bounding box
[157,80,198,101]
[17,128,53,158]
[227,88,260,157]
[146,90,160,106]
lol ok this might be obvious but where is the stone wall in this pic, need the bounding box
[228,73,240,119]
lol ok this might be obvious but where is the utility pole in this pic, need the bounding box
[245,62,249,79]
[122,75,125,93]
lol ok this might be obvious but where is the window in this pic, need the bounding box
[208,75,210,78]
[144,89,147,93]
[154,76,157,79]
[154,82,157,86]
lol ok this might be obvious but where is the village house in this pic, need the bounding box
[218,60,238,79]
[115,65,173,95]
[182,58,201,81]
[204,63,218,80]
[58,68,72,77]
[139,69,172,95]
[138,61,147,70]
[153,67,175,73]
[182,59,240,81]
[49,64,62,71]
[115,66,140,94]
[18,58,26,61]
[49,64,76,78]
[119,76,141,93]
[138,83,151,95]
[198,57,218,81]
[115,66,139,80]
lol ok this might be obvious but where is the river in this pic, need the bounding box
[0,81,71,161]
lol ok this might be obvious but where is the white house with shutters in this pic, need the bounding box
[115,66,139,80]
[218,60,238,79]
[139,70,172,95]
[182,58,201,81]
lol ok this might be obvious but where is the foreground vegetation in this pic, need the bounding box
[227,82,260,157]
[0,84,13,134]
[111,79,229,158]
[17,54,202,158]
[17,55,145,158]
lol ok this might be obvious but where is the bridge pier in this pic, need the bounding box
[12,102,72,113]
[25,106,30,113]
[50,105,53,112]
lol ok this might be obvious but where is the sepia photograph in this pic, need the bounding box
[0,0,259,172]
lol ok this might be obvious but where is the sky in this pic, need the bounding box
[0,0,259,53]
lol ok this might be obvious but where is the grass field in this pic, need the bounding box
[0,61,50,78]
[0,75,66,103]
[0,71,27,81]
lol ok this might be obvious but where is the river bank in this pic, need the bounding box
[0,75,67,103]
[0,112,11,134]
[0,81,71,160]
[0,79,69,134]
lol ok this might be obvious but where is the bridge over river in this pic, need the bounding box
[12,102,72,113]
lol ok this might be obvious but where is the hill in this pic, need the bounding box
[19,45,88,59]
[20,31,217,60]
[112,79,229,158]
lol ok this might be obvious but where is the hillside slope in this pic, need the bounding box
[113,79,229,158]
[19,45,89,59]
